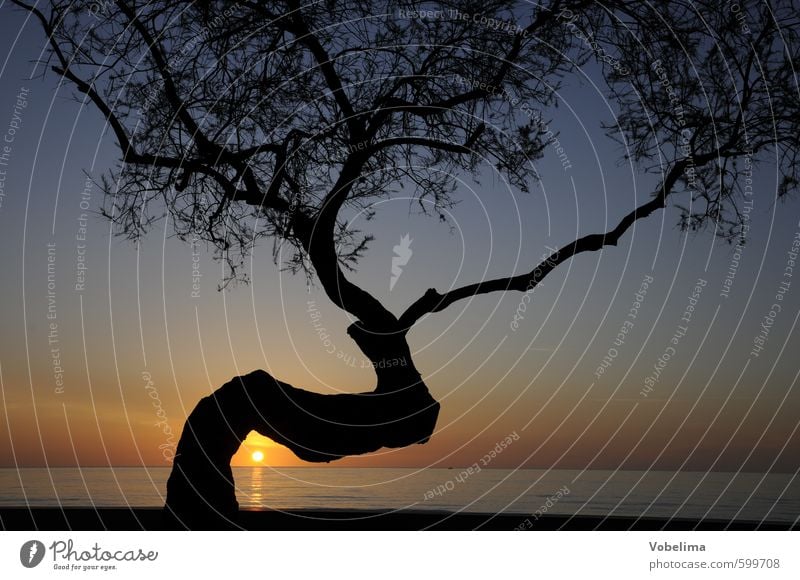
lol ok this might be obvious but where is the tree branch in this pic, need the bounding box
[243,0,363,140]
[9,1,143,162]
[291,209,399,330]
[366,0,577,131]
[399,159,690,329]
[114,0,220,156]
[371,136,473,155]
[301,3,577,332]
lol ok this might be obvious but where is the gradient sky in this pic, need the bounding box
[0,4,798,474]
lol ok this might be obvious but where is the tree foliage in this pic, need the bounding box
[16,0,800,331]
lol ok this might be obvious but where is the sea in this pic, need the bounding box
[1,468,797,523]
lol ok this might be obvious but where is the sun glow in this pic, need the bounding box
[251,450,265,462]
[231,432,290,466]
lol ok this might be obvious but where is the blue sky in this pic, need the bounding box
[0,3,798,473]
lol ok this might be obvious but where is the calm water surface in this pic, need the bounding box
[1,468,797,522]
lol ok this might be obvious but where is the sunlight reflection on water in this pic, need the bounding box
[1,467,797,522]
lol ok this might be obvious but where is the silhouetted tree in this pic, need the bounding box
[16,0,800,528]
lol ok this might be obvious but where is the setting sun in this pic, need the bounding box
[251,450,265,463]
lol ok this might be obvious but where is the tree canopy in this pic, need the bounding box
[15,0,800,334]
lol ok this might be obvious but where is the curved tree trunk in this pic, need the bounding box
[163,323,439,529]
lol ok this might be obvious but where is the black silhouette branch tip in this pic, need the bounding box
[372,136,474,155]
[399,161,684,330]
